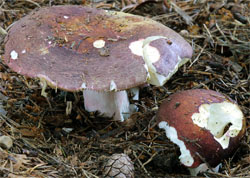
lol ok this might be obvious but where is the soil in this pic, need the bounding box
[0,0,249,177]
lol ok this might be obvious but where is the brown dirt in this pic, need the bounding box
[0,0,249,177]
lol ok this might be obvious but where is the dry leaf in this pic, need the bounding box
[20,129,36,137]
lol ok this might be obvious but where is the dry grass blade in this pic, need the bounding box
[0,27,7,35]
[165,0,193,25]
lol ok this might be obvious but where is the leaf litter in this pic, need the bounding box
[0,0,249,177]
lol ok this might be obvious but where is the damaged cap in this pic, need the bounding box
[4,5,192,92]
[157,89,245,169]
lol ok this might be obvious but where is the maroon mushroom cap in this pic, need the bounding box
[157,89,246,168]
[3,5,192,92]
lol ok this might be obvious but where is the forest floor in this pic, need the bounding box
[0,0,249,177]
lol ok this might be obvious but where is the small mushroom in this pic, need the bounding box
[3,5,192,121]
[157,89,246,175]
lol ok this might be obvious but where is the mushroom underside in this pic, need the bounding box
[83,89,139,122]
[3,6,193,122]
[81,35,192,122]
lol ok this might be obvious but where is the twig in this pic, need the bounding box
[203,24,214,44]
[142,151,157,167]
[166,0,193,25]
[0,7,20,12]
[206,171,250,178]
[0,26,7,35]
[25,0,41,8]
[0,114,20,128]
[189,43,207,67]
[82,169,99,178]
[133,151,151,177]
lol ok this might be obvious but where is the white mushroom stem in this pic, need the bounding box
[129,87,139,100]
[83,90,131,122]
[189,163,221,176]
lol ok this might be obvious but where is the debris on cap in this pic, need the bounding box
[3,5,192,92]
[3,5,193,122]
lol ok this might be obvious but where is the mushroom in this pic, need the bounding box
[3,5,192,121]
[157,89,246,175]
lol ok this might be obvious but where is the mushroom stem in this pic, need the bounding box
[188,163,221,176]
[83,90,131,122]
[129,87,139,100]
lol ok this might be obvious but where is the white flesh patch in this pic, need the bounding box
[142,36,167,86]
[110,80,117,91]
[10,50,18,60]
[158,121,194,167]
[143,63,150,80]
[143,36,190,86]
[129,39,144,56]
[63,15,69,19]
[191,101,244,149]
[129,37,161,62]
[129,37,165,86]
[83,90,131,122]
[21,50,26,54]
[93,39,105,48]
[143,41,164,86]
[129,87,139,100]
[129,36,189,86]
[81,82,87,89]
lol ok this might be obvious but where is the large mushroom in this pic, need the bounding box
[3,5,192,121]
[157,89,246,175]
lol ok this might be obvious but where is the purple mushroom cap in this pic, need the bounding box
[3,5,192,92]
